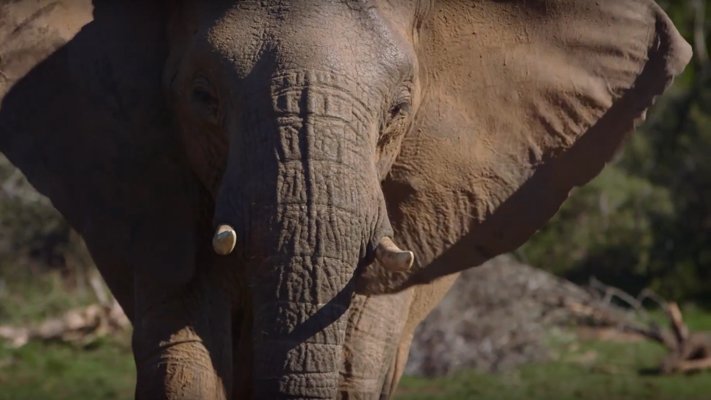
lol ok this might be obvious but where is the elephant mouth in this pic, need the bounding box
[211,224,412,272]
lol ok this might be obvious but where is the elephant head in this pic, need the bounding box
[0,0,690,398]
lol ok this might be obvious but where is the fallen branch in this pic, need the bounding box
[578,279,711,374]
[0,300,129,348]
[667,302,690,346]
[677,357,711,373]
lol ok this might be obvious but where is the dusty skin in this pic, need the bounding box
[0,1,691,399]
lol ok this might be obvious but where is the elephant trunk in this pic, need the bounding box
[249,159,375,398]
[250,219,357,398]
[215,72,392,398]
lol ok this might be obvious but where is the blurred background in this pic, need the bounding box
[0,1,709,399]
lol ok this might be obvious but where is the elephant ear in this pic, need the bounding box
[367,0,691,293]
[0,1,199,312]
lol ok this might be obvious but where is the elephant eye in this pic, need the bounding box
[388,87,412,121]
[389,102,411,119]
[190,77,220,125]
[379,87,413,146]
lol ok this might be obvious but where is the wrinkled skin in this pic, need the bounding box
[0,0,691,399]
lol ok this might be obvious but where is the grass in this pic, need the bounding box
[2,331,710,400]
[2,271,711,399]
[0,336,135,400]
[0,268,135,400]
[395,334,711,400]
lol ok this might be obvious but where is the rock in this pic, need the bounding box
[406,255,592,376]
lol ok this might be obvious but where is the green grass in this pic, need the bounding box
[0,268,135,400]
[395,337,711,400]
[0,336,135,400]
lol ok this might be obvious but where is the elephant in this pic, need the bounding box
[0,0,691,398]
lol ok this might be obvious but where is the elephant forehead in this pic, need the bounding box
[197,1,412,86]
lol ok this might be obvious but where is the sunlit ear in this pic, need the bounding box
[0,2,201,315]
[360,0,691,294]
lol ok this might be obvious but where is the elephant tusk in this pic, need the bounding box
[375,236,414,272]
[212,224,237,256]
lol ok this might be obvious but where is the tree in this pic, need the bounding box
[518,0,711,302]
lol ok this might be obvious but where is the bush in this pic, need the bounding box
[518,1,711,302]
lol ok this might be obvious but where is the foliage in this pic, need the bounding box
[0,155,67,269]
[517,0,711,302]
[0,155,99,323]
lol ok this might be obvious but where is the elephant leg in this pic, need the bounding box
[339,289,414,399]
[381,330,413,398]
[231,307,253,400]
[132,273,233,400]
[383,273,462,396]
